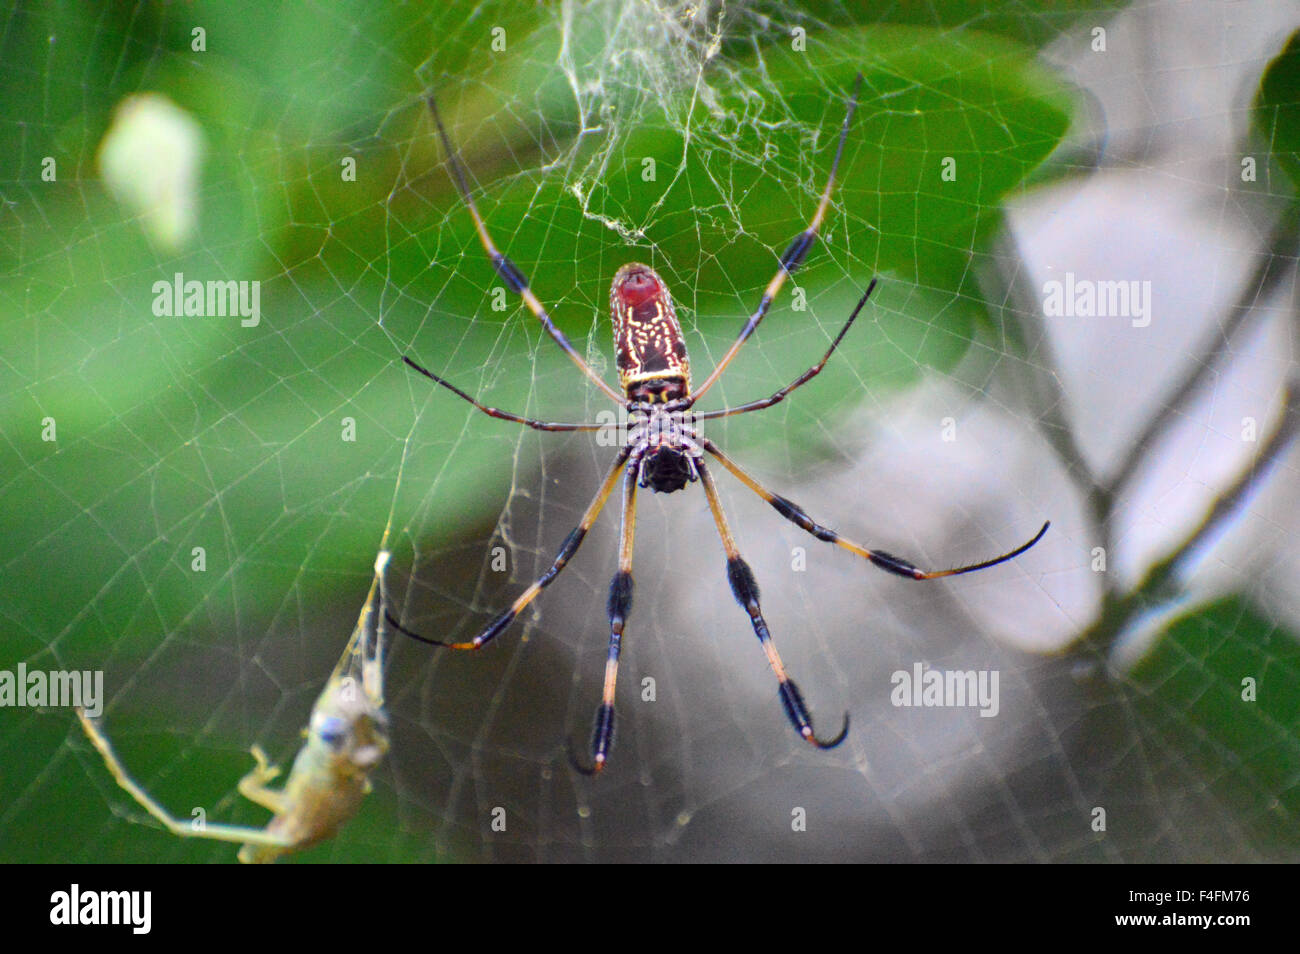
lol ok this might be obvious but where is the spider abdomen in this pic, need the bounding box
[610,262,690,402]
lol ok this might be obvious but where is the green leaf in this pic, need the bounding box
[1129,596,1300,853]
[1251,28,1300,188]
[746,0,1129,51]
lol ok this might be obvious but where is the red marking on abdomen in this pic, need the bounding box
[613,265,663,307]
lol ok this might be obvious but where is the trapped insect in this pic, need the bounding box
[392,76,1049,773]
[78,551,393,862]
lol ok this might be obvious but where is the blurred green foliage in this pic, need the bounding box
[1129,597,1300,852]
[1252,26,1300,188]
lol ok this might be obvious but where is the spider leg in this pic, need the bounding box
[76,710,294,849]
[703,439,1049,579]
[387,446,632,649]
[402,356,610,432]
[425,94,626,406]
[571,453,641,775]
[694,280,877,422]
[687,73,863,407]
[696,460,849,750]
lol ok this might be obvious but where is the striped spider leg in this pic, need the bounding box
[393,75,1048,773]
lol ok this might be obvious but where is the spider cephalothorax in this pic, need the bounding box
[392,79,1049,775]
[627,403,702,493]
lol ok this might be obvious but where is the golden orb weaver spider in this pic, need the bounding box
[390,76,1050,774]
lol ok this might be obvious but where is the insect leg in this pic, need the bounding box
[77,710,295,849]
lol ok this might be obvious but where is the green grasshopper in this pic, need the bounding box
[78,551,392,863]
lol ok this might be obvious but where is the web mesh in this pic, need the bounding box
[2,0,1298,862]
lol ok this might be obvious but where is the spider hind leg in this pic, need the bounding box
[698,462,850,751]
[573,463,640,775]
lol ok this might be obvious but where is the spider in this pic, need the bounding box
[78,551,393,862]
[391,76,1049,774]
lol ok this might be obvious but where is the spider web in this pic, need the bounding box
[3,0,1300,863]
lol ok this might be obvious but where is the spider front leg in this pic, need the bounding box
[688,73,864,406]
[425,94,626,407]
[694,280,877,423]
[702,439,1049,578]
[571,453,642,775]
[697,460,849,750]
